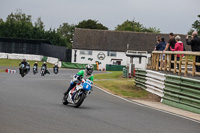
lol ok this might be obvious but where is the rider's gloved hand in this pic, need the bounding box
[77,75,83,81]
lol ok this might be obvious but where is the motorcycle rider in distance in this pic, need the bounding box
[33,62,38,72]
[53,63,59,73]
[19,59,28,74]
[41,62,50,74]
[64,64,94,96]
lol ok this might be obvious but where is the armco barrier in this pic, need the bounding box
[0,52,8,59]
[145,77,164,97]
[135,69,165,99]
[162,75,200,114]
[47,57,59,64]
[135,69,147,90]
[135,69,200,114]
[7,53,43,61]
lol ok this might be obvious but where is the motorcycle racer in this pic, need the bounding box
[64,64,94,96]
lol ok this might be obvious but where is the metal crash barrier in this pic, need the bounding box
[135,69,200,114]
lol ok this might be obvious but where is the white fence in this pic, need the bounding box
[0,52,61,67]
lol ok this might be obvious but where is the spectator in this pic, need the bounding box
[163,32,176,69]
[154,37,166,68]
[170,35,184,70]
[156,38,166,51]
[156,35,162,42]
[186,31,200,72]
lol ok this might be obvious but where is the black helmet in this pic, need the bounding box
[85,64,93,75]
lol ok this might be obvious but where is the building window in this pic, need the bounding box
[80,50,92,55]
[107,51,116,57]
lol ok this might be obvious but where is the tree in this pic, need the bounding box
[33,17,45,39]
[188,15,200,35]
[115,20,160,33]
[35,17,45,30]
[0,9,33,38]
[76,19,108,30]
[0,10,69,48]
[57,23,75,49]
[44,28,67,47]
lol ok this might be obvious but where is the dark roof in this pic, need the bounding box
[72,28,191,52]
[0,37,52,45]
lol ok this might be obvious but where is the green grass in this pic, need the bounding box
[94,71,149,99]
[0,59,54,68]
[95,80,148,98]
[0,69,5,72]
[94,71,123,79]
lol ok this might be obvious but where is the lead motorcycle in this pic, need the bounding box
[19,64,27,77]
[62,77,93,108]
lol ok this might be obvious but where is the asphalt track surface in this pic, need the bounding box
[0,69,199,133]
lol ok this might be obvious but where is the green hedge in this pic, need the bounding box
[106,64,126,71]
[62,62,97,70]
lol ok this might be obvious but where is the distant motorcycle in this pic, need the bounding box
[41,66,46,76]
[33,65,38,75]
[19,64,27,77]
[53,66,59,74]
[62,78,93,108]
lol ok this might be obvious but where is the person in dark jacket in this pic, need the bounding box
[155,38,166,68]
[163,33,176,69]
[156,38,166,51]
[186,31,200,72]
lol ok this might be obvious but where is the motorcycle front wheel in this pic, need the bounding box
[62,95,69,105]
[21,69,24,77]
[74,92,86,108]
[41,71,44,76]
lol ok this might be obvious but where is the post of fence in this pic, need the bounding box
[184,55,188,76]
[192,56,196,76]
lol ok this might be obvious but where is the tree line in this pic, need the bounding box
[0,10,199,49]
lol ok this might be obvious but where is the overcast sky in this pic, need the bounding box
[0,0,199,34]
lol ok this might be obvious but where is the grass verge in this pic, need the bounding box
[0,69,5,73]
[94,71,151,99]
[0,59,54,68]
[94,71,122,79]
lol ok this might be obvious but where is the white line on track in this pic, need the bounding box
[94,85,200,124]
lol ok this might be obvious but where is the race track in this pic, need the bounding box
[0,69,199,133]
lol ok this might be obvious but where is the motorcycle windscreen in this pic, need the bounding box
[83,82,91,91]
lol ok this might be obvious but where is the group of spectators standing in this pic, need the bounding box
[154,31,200,72]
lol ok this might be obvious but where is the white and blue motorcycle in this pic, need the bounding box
[53,66,58,74]
[33,65,38,75]
[62,77,93,108]
[41,66,46,76]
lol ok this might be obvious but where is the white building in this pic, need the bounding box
[71,28,186,70]
[71,49,150,70]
